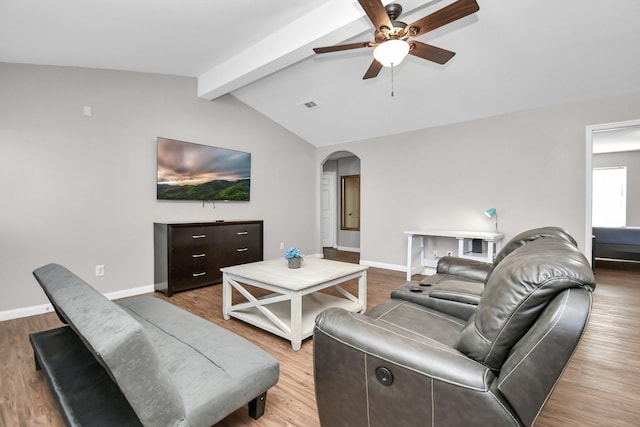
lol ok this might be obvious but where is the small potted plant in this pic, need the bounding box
[284,247,304,269]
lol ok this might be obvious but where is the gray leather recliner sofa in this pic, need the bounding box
[390,226,580,319]
[313,228,595,427]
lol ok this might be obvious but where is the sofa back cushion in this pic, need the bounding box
[33,263,188,427]
[454,238,595,371]
[491,226,577,269]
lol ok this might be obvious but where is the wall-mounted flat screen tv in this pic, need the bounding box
[157,137,251,201]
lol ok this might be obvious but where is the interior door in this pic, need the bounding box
[321,172,337,247]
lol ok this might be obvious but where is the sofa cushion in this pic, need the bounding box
[118,296,279,427]
[33,264,188,427]
[454,239,595,370]
[365,299,466,348]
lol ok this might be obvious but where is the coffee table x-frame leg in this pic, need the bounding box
[222,269,367,351]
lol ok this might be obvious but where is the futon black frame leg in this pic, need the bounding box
[248,392,267,419]
[33,350,41,371]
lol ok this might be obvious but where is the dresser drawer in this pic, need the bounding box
[219,224,261,241]
[219,224,263,266]
[223,245,261,267]
[170,246,218,266]
[169,226,216,249]
[170,263,220,292]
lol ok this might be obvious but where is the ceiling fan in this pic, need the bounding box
[313,0,480,79]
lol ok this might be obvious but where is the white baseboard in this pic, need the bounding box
[423,267,437,276]
[359,259,406,272]
[409,266,426,276]
[0,284,155,322]
[0,303,56,322]
[104,284,154,301]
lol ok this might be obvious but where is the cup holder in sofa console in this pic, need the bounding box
[390,279,482,321]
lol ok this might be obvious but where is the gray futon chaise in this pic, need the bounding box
[29,263,279,427]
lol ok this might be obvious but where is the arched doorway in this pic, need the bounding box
[321,151,361,255]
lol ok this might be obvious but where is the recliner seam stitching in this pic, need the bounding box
[487,389,521,426]
[364,353,371,427]
[400,302,467,327]
[370,300,407,320]
[365,316,464,357]
[377,318,458,349]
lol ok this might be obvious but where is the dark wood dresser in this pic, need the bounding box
[154,220,263,296]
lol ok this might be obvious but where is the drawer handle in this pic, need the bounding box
[236,231,248,235]
[192,253,206,258]
[192,272,206,277]
[237,248,248,252]
[192,234,206,239]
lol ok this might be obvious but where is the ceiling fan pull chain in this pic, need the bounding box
[391,63,395,97]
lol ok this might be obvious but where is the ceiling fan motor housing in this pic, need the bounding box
[385,3,403,21]
[379,3,408,40]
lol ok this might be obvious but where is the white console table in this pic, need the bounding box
[405,230,505,280]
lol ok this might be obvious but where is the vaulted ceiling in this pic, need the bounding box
[2,0,640,147]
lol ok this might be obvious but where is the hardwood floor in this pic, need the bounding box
[1,253,639,426]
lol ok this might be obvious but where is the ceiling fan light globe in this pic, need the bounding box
[373,39,409,67]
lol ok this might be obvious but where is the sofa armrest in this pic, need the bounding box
[313,308,515,426]
[314,307,491,389]
[390,279,482,320]
[436,256,492,282]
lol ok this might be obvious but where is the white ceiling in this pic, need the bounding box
[2,0,640,147]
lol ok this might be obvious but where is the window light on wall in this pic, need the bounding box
[592,166,627,227]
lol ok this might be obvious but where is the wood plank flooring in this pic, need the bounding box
[0,253,638,426]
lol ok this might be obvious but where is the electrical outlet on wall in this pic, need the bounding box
[95,265,105,276]
[447,251,453,257]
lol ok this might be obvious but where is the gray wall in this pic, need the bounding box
[0,63,317,313]
[317,91,640,270]
[4,61,640,313]
[593,150,640,225]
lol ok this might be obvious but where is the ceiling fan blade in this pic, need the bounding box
[363,60,383,79]
[409,41,456,64]
[408,0,479,38]
[313,42,372,54]
[358,0,392,31]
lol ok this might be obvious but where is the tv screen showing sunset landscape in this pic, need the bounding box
[157,137,251,201]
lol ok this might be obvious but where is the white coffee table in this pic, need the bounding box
[221,257,368,351]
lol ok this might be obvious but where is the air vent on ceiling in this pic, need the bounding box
[299,100,319,110]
